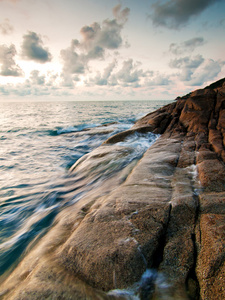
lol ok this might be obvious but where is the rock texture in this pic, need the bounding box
[1,78,225,299]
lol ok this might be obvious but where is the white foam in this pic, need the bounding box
[107,269,170,299]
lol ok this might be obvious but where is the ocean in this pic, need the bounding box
[0,100,170,284]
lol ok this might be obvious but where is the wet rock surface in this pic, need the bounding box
[1,78,225,299]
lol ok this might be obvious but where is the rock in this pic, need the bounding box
[208,129,224,156]
[196,214,225,300]
[179,89,216,133]
[1,78,225,299]
[197,158,225,192]
[57,137,180,291]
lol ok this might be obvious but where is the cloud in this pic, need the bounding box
[29,70,45,85]
[0,0,20,2]
[116,59,145,85]
[169,54,205,81]
[187,59,225,86]
[146,74,171,86]
[80,19,124,51]
[21,31,52,63]
[60,40,86,75]
[170,54,225,85]
[0,44,23,76]
[169,55,204,69]
[0,70,70,98]
[89,60,117,86]
[150,0,221,29]
[113,4,130,24]
[88,59,160,88]
[0,18,14,35]
[169,37,206,55]
[60,5,130,78]
[0,86,10,95]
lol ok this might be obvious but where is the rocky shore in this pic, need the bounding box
[0,78,225,299]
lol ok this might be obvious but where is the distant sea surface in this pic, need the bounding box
[0,100,170,280]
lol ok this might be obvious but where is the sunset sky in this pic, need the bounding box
[0,0,225,101]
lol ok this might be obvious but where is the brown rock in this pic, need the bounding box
[179,89,216,133]
[197,158,225,192]
[1,78,225,300]
[208,129,224,156]
[196,214,225,300]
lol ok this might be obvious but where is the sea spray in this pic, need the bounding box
[108,269,170,299]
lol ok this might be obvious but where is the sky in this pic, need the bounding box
[0,0,225,101]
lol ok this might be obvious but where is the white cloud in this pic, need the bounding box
[0,18,14,35]
[113,4,130,24]
[21,31,52,63]
[60,5,130,80]
[0,0,20,2]
[0,44,23,76]
[89,60,117,86]
[169,55,205,81]
[60,40,86,76]
[29,70,45,85]
[86,58,171,90]
[188,59,225,86]
[0,72,70,98]
[116,59,145,85]
[169,55,204,69]
[146,74,171,86]
[170,54,225,85]
[169,37,206,55]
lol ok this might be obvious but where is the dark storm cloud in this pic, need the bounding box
[0,18,14,35]
[21,31,52,63]
[61,5,130,77]
[0,44,23,76]
[150,0,221,29]
[169,37,206,55]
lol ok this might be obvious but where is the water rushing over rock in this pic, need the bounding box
[1,79,225,299]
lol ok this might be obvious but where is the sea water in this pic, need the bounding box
[0,100,170,284]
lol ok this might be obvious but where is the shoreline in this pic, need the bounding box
[0,79,225,299]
